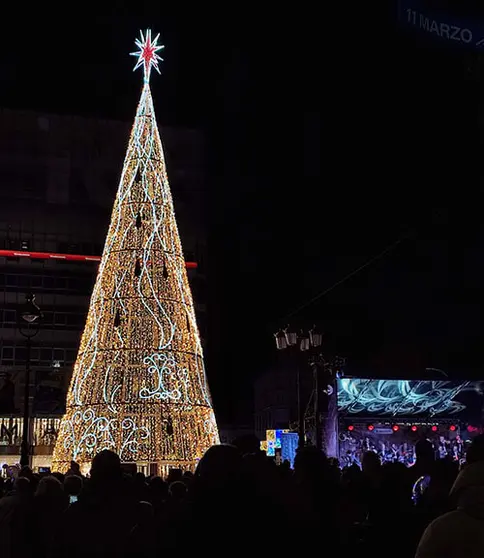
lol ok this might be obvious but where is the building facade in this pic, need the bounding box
[0,108,208,469]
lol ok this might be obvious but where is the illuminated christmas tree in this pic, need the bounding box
[52,30,219,474]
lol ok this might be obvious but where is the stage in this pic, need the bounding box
[336,377,484,467]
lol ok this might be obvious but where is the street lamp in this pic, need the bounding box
[274,324,334,454]
[312,353,346,458]
[274,329,287,350]
[307,325,324,452]
[283,325,298,347]
[18,293,42,469]
[274,325,323,452]
[299,330,310,352]
[309,325,323,348]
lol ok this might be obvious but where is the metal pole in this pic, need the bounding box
[20,336,31,468]
[334,370,339,460]
[314,362,322,452]
[297,366,305,451]
[324,366,339,458]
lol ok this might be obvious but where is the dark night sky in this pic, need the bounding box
[1,3,483,422]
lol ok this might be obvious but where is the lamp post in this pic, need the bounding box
[18,293,42,469]
[312,352,346,457]
[308,326,324,452]
[274,325,323,452]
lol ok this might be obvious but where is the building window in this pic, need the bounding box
[15,347,27,363]
[1,347,14,360]
[17,275,30,288]
[30,349,40,361]
[40,349,52,362]
[42,312,53,326]
[54,314,67,326]
[43,277,55,289]
[65,350,77,363]
[66,314,79,326]
[53,349,64,361]
[4,310,16,324]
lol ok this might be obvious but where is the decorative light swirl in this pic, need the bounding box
[120,418,150,460]
[61,409,151,463]
[62,409,116,460]
[140,352,184,401]
[338,379,480,416]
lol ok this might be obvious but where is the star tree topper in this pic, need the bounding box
[130,29,164,83]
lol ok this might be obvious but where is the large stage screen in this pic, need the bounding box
[337,378,484,420]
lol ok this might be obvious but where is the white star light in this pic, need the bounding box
[130,29,164,83]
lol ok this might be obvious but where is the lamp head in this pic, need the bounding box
[284,325,298,347]
[274,329,287,350]
[309,325,323,348]
[21,293,42,324]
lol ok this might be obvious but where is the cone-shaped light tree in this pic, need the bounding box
[53,30,219,474]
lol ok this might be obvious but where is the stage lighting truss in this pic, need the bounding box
[341,420,463,434]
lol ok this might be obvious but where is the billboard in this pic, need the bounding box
[338,378,484,419]
[397,0,484,51]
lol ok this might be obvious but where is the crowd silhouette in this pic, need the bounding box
[1,434,484,557]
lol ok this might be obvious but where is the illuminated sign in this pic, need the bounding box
[397,0,484,51]
[261,429,289,457]
[281,432,298,468]
[337,378,484,417]
[0,250,197,268]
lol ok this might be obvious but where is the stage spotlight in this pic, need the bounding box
[449,425,457,432]
[347,425,354,432]
[392,425,400,432]
[411,425,418,432]
[431,425,438,432]
[467,425,478,433]
[367,424,375,432]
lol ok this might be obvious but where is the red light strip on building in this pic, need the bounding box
[0,250,198,269]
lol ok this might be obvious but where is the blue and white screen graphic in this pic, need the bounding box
[338,379,484,417]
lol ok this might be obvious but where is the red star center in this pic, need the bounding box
[143,41,155,72]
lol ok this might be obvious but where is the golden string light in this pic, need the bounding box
[52,30,219,474]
